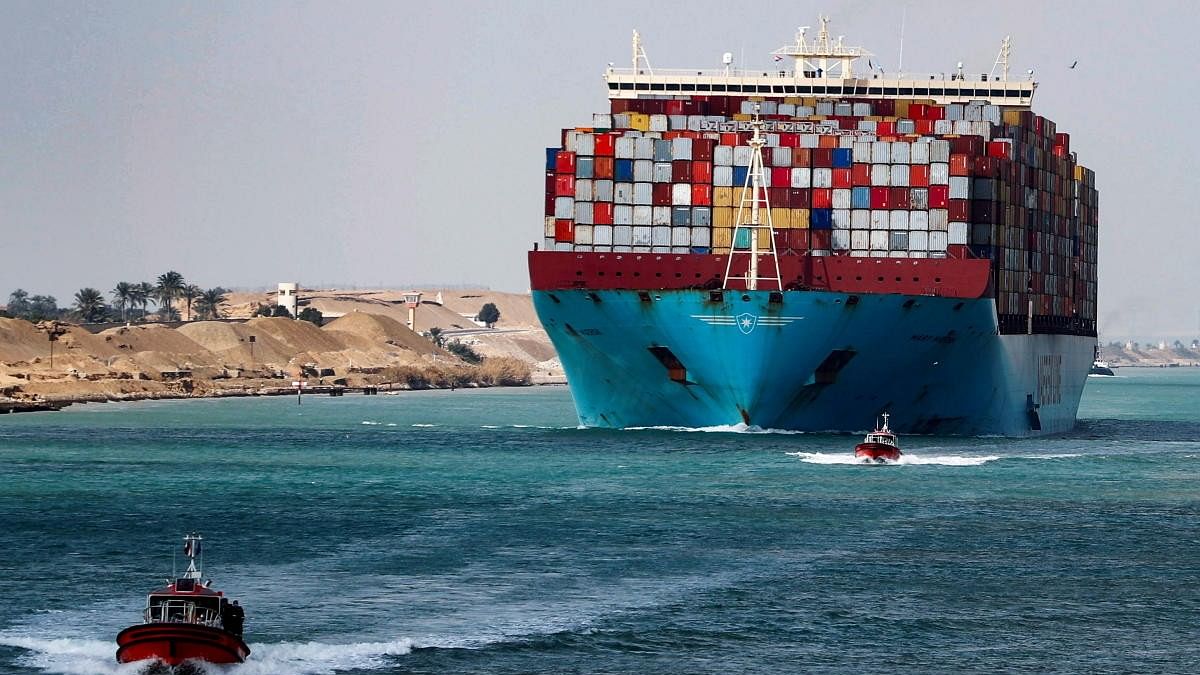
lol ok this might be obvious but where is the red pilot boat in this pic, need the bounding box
[116,533,250,668]
[854,413,903,463]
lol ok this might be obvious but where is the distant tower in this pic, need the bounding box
[277,283,298,317]
[403,291,423,330]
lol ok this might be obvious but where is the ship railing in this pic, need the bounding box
[145,600,222,628]
[605,66,1031,84]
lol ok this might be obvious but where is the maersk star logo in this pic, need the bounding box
[691,314,803,334]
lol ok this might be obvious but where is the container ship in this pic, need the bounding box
[528,18,1098,436]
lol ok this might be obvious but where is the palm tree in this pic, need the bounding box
[155,271,185,318]
[195,287,228,320]
[135,282,155,320]
[73,288,107,323]
[180,284,202,321]
[111,282,134,322]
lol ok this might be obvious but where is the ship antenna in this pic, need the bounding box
[631,30,653,76]
[723,104,782,292]
[990,36,1012,81]
[181,532,203,580]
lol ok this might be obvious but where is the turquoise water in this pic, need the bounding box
[1,370,1198,674]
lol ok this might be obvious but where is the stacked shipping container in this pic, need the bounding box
[543,96,1097,333]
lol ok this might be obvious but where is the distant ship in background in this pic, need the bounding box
[528,17,1098,436]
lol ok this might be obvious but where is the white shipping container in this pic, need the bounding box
[891,142,911,163]
[858,120,878,133]
[575,202,593,224]
[714,145,734,166]
[851,209,871,229]
[890,210,909,230]
[851,230,870,249]
[910,141,930,164]
[853,141,873,163]
[692,206,712,227]
[890,231,909,250]
[630,226,652,246]
[654,139,672,161]
[934,119,953,135]
[671,227,690,246]
[594,225,614,245]
[948,221,969,245]
[691,227,711,247]
[888,251,909,259]
[816,100,834,116]
[778,103,796,116]
[554,196,574,219]
[945,104,964,121]
[613,113,632,129]
[634,160,653,182]
[949,176,971,200]
[615,136,635,158]
[713,166,733,187]
[929,230,948,251]
[832,209,851,229]
[870,211,889,230]
[870,230,890,251]
[790,167,812,188]
[871,164,891,186]
[850,249,870,258]
[953,120,973,135]
[593,113,613,128]
[982,105,1001,124]
[672,183,692,206]
[671,137,693,161]
[613,225,634,246]
[614,204,633,225]
[909,251,929,259]
[930,140,951,163]
[633,182,652,205]
[835,102,852,116]
[574,179,594,202]
[652,206,671,226]
[890,164,910,187]
[765,133,780,147]
[871,141,891,163]
[799,134,820,148]
[686,116,703,132]
[634,137,654,160]
[909,210,929,230]
[910,188,929,210]
[649,114,668,132]
[591,245,612,253]
[553,241,572,252]
[908,230,929,251]
[651,226,671,246]
[594,180,614,202]
[832,189,852,209]
[544,217,556,237]
[575,133,595,156]
[668,115,688,130]
[813,168,833,188]
[614,182,633,204]
[632,205,652,226]
[653,162,672,183]
[853,102,872,116]
[971,121,993,140]
[964,104,983,122]
[574,225,593,245]
[929,163,949,185]
[897,119,916,135]
[733,146,753,166]
[929,209,949,230]
[832,230,851,250]
[772,147,793,167]
[796,106,815,117]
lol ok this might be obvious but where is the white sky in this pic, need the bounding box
[1,1,1197,339]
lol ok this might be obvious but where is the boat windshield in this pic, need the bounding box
[146,595,222,628]
[865,433,896,446]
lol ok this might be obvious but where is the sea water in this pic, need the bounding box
[0,369,1197,674]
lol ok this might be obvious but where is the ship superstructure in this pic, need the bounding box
[529,19,1098,436]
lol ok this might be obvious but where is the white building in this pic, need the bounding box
[277,283,298,317]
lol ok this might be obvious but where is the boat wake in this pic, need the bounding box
[626,423,805,435]
[0,635,413,674]
[788,452,1000,466]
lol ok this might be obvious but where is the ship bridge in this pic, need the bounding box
[605,16,1035,107]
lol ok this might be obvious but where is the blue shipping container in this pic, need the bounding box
[810,208,833,230]
[851,187,871,209]
[832,148,853,168]
[546,148,559,171]
[615,159,635,182]
[671,206,692,227]
[734,228,752,249]
[732,166,749,186]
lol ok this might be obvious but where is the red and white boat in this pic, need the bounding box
[116,533,250,668]
[854,413,902,463]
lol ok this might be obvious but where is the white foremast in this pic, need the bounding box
[723,107,782,292]
[770,15,871,80]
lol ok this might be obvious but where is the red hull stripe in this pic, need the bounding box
[116,624,249,665]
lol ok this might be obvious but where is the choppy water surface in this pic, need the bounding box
[1,369,1198,674]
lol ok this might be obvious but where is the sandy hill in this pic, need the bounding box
[177,321,296,367]
[0,318,51,362]
[322,312,440,356]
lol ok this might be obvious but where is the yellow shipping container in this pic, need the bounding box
[757,228,772,249]
[802,97,816,106]
[895,99,910,117]
[770,208,791,229]
[713,207,736,228]
[1003,110,1024,126]
[628,112,650,132]
[785,97,803,105]
[714,187,735,208]
[1074,165,1086,180]
[712,227,733,248]
[733,113,751,121]
[792,208,810,229]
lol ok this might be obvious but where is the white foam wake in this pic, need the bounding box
[787,452,1000,466]
[626,423,805,435]
[0,635,412,674]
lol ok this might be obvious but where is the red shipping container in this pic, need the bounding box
[555,174,575,196]
[665,100,685,116]
[926,105,945,121]
[720,132,739,146]
[948,199,970,221]
[1054,132,1070,154]
[593,156,614,179]
[949,136,985,156]
[890,187,911,209]
[556,151,576,174]
[910,164,930,187]
[692,184,713,206]
[693,139,716,161]
[653,183,672,206]
[793,148,812,167]
[811,188,833,209]
[915,120,935,135]
[928,185,949,207]
[789,188,811,208]
[910,104,928,120]
[768,187,790,207]
[778,132,798,147]
[851,163,871,186]
[545,195,555,217]
[545,171,556,194]
[692,161,713,184]
[877,121,897,136]
[946,244,970,259]
[554,219,574,242]
[987,141,1012,160]
[672,161,692,182]
[594,135,615,157]
[949,154,972,176]
[772,167,791,187]
[874,99,895,116]
[870,186,891,209]
[593,202,614,225]
[832,168,853,189]
[810,229,832,250]
[610,100,631,114]
[812,149,834,168]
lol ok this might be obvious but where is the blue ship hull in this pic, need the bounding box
[533,289,1092,437]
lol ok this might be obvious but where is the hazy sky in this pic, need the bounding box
[1,1,1197,338]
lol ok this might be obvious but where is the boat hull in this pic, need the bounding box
[854,443,902,462]
[532,288,1093,437]
[116,623,249,666]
